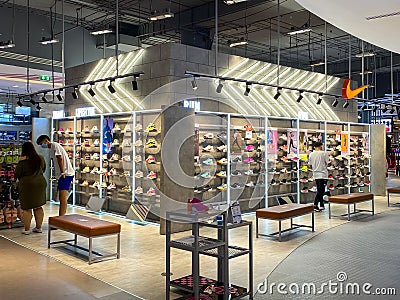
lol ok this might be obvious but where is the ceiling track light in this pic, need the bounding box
[0,40,15,49]
[148,8,174,21]
[296,92,303,103]
[191,77,198,90]
[88,84,96,97]
[332,97,339,107]
[29,97,35,105]
[216,79,224,93]
[390,107,395,114]
[36,103,42,111]
[132,77,138,91]
[56,90,63,102]
[361,103,367,110]
[72,87,78,99]
[17,99,23,107]
[287,27,312,35]
[223,0,248,5]
[317,94,323,105]
[358,113,362,120]
[90,29,113,35]
[244,83,251,96]
[229,38,248,48]
[273,88,282,100]
[108,80,116,94]
[382,105,388,113]
[372,106,378,113]
[343,101,349,109]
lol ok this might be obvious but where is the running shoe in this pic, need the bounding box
[135,140,143,147]
[279,133,287,140]
[231,157,242,163]
[217,158,228,165]
[147,187,156,196]
[110,154,120,161]
[203,145,214,152]
[200,172,211,179]
[135,155,142,163]
[216,171,227,178]
[245,145,255,152]
[65,127,73,134]
[92,181,100,188]
[123,124,132,133]
[102,154,108,161]
[122,185,132,192]
[146,171,157,180]
[230,183,242,189]
[203,133,214,139]
[81,180,89,186]
[122,170,130,177]
[135,170,143,178]
[244,170,254,176]
[231,170,242,176]
[107,183,117,190]
[90,167,99,174]
[82,126,90,133]
[146,155,156,164]
[82,166,90,173]
[135,186,143,195]
[91,126,99,133]
[112,123,121,132]
[217,184,227,190]
[109,168,118,176]
[309,186,317,193]
[145,123,158,132]
[57,128,65,134]
[123,140,131,147]
[91,153,100,160]
[202,158,214,165]
[93,139,100,147]
[122,155,131,162]
[112,139,120,146]
[100,182,107,188]
[245,181,255,187]
[301,187,308,193]
[146,138,158,148]
[216,145,227,152]
[328,184,335,190]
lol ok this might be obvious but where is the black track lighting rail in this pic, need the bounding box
[18,71,144,100]
[185,71,400,109]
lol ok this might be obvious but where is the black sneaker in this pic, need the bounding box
[314,205,321,212]
[319,206,325,210]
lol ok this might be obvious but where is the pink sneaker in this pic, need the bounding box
[245,145,255,152]
[187,198,209,213]
[243,157,254,163]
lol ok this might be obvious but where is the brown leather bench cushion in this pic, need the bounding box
[49,214,121,237]
[256,203,314,220]
[387,187,400,193]
[329,193,373,204]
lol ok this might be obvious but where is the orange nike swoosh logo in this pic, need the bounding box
[342,78,369,99]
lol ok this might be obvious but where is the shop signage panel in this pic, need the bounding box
[183,100,201,112]
[75,107,96,117]
[52,110,65,119]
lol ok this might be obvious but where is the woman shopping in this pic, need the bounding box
[15,142,47,234]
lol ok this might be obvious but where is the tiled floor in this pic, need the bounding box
[1,183,399,300]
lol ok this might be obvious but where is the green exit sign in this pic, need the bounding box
[39,75,51,81]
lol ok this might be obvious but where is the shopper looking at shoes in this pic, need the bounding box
[308,141,330,212]
[15,142,47,234]
[36,135,74,216]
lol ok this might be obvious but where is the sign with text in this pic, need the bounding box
[52,110,65,119]
[75,107,96,117]
[183,100,201,112]
[341,133,349,154]
[39,75,51,82]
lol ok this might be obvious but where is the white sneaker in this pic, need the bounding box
[22,229,30,235]
[32,227,42,233]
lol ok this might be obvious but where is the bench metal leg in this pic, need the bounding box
[74,234,77,246]
[290,218,293,228]
[347,204,351,221]
[117,233,121,259]
[372,198,375,215]
[388,193,390,207]
[48,226,51,249]
[278,220,282,242]
[329,202,331,219]
[89,237,93,264]
[311,212,314,232]
[256,216,259,238]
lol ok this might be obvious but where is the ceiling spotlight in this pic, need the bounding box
[361,103,367,110]
[0,40,15,49]
[229,38,248,48]
[273,88,281,100]
[358,113,362,120]
[191,77,198,90]
[108,80,116,94]
[343,101,349,109]
[72,87,78,99]
[355,51,375,58]
[390,107,395,114]
[148,8,174,21]
[56,90,63,102]
[41,93,48,103]
[216,79,224,93]
[287,26,312,35]
[372,105,378,112]
[382,105,388,113]
[29,97,35,105]
[317,94,324,107]
[296,92,303,103]
[223,0,248,4]
[244,83,251,96]
[88,84,96,97]
[36,103,42,111]
[17,99,23,107]
[332,97,338,107]
[39,36,59,45]
[132,77,138,91]
[90,29,113,35]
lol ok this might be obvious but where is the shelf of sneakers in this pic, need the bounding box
[194,129,228,200]
[134,122,162,199]
[347,135,371,192]
[101,121,134,198]
[268,131,298,203]
[75,121,103,203]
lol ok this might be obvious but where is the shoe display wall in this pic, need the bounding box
[51,112,372,219]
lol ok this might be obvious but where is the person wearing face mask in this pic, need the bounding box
[36,135,74,216]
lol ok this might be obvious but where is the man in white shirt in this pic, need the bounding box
[308,141,330,211]
[37,135,74,216]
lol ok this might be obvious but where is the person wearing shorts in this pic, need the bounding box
[36,135,74,216]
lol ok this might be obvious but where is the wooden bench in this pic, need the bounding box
[328,193,374,221]
[256,203,314,241]
[48,214,121,264]
[387,187,400,207]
